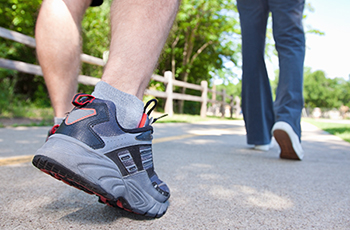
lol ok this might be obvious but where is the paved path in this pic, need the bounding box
[0,120,349,229]
[307,118,350,124]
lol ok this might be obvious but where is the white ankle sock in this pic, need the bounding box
[54,117,64,126]
[92,81,144,129]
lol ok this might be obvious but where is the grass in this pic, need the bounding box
[0,104,240,127]
[0,106,54,127]
[303,118,350,143]
[156,113,241,123]
[1,105,54,119]
[2,104,349,145]
[10,120,53,127]
[2,105,349,144]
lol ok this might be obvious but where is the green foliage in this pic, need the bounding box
[0,0,48,114]
[157,0,241,81]
[0,0,40,34]
[156,0,241,113]
[0,71,15,114]
[1,0,340,119]
[156,113,237,123]
[303,68,350,109]
[79,0,112,94]
[0,0,112,112]
[214,81,242,104]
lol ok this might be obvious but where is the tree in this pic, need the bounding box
[0,0,46,111]
[331,77,350,108]
[157,0,241,113]
[0,1,112,109]
[303,68,349,109]
[2,1,332,117]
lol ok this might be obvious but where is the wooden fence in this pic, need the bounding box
[0,26,240,118]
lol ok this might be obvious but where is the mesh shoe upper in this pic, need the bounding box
[35,93,169,217]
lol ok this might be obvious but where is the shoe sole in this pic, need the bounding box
[32,154,168,218]
[253,145,269,151]
[273,130,301,160]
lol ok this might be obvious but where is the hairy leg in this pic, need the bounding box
[102,0,180,100]
[35,0,92,118]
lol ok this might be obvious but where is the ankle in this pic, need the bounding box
[92,81,144,129]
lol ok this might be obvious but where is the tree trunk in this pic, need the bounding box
[178,71,190,114]
[178,41,213,114]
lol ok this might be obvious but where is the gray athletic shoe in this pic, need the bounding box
[32,94,170,217]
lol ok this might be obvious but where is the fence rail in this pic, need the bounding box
[0,27,240,118]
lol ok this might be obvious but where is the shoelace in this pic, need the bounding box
[71,93,168,127]
[143,99,168,124]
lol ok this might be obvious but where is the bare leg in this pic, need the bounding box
[35,0,91,118]
[102,0,180,100]
[33,0,180,217]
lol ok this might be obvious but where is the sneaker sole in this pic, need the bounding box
[273,130,301,160]
[32,154,168,218]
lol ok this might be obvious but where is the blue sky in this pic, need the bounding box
[217,1,350,84]
[303,0,350,80]
[265,0,350,80]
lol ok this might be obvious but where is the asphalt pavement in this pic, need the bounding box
[0,120,349,229]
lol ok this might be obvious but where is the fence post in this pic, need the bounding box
[212,84,217,116]
[212,84,216,103]
[200,80,208,118]
[221,89,226,118]
[234,96,241,118]
[164,71,173,117]
[230,95,234,118]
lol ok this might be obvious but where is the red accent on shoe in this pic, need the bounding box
[116,200,133,213]
[138,113,148,128]
[116,200,124,209]
[50,124,60,135]
[72,93,95,107]
[46,124,60,142]
[39,167,137,214]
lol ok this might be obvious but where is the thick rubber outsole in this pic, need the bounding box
[32,155,167,218]
[273,130,301,160]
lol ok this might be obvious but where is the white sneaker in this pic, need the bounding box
[253,138,275,151]
[272,121,304,160]
[254,144,270,151]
